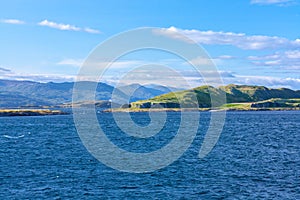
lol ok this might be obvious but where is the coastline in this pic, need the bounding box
[1,107,299,116]
[104,107,300,113]
[0,109,69,117]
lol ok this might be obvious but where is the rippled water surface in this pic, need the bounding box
[1,111,299,199]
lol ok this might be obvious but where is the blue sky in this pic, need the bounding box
[0,0,300,89]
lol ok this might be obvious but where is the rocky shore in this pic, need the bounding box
[0,109,69,117]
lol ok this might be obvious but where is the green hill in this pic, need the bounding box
[130,84,300,109]
[220,84,300,102]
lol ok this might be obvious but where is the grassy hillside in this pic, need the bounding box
[220,84,300,102]
[131,84,300,109]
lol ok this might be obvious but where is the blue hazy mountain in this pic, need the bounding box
[0,80,172,108]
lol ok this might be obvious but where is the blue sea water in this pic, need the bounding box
[0,111,299,199]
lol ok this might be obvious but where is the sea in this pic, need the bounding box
[1,111,299,199]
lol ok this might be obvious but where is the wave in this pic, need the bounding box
[3,134,25,139]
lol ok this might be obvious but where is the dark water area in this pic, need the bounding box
[0,111,299,199]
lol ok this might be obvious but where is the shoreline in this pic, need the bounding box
[0,109,69,117]
[104,107,300,113]
[1,107,299,116]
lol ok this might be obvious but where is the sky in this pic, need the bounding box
[0,0,300,89]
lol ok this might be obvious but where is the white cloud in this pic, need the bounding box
[38,20,81,31]
[216,55,236,60]
[182,55,235,72]
[251,0,295,5]
[184,71,300,90]
[192,72,300,90]
[285,50,300,59]
[188,57,213,66]
[0,71,75,82]
[155,26,300,50]
[1,19,25,24]
[181,70,235,78]
[167,69,300,89]
[57,59,84,67]
[1,66,300,89]
[248,50,300,69]
[231,75,300,90]
[84,27,101,34]
[1,19,101,34]
[38,19,101,34]
[57,59,143,69]
[248,54,280,60]
[284,66,300,70]
[0,66,75,82]
[10,74,75,83]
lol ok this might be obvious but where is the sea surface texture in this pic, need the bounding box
[1,111,299,199]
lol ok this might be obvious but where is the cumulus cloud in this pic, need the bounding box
[250,0,295,5]
[1,66,300,89]
[8,74,75,83]
[38,20,80,31]
[179,71,300,90]
[38,19,101,34]
[231,75,300,90]
[155,26,300,50]
[285,50,300,59]
[180,70,235,78]
[0,71,75,83]
[192,72,300,90]
[0,66,75,82]
[248,50,300,70]
[1,19,25,24]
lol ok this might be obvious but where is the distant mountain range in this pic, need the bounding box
[131,84,300,109]
[2,79,300,110]
[0,79,175,108]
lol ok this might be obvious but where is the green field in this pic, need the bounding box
[116,85,300,112]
